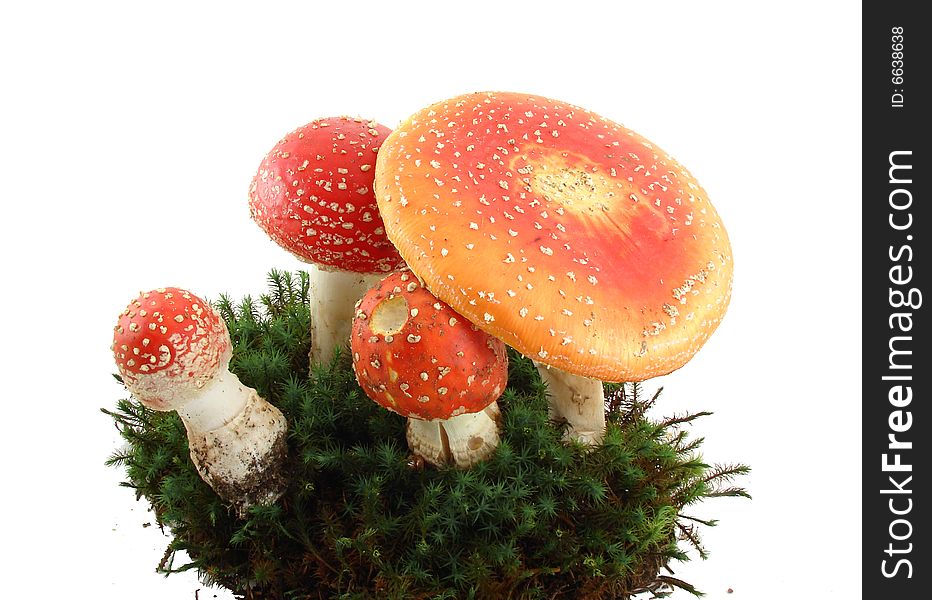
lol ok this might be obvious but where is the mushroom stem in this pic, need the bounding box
[536,363,606,445]
[308,265,384,366]
[178,368,289,517]
[406,402,501,468]
[175,367,248,431]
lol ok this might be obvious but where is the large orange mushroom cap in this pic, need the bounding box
[374,91,733,382]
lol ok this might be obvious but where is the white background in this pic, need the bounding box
[0,1,861,598]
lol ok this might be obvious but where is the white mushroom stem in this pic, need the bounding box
[177,368,289,517]
[406,402,501,468]
[535,363,606,446]
[308,265,385,366]
[176,367,248,431]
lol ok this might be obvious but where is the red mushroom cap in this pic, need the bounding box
[249,116,406,274]
[350,270,508,420]
[374,91,733,382]
[112,287,230,411]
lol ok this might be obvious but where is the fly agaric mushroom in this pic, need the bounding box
[350,270,508,467]
[112,287,288,515]
[373,91,733,445]
[249,116,407,366]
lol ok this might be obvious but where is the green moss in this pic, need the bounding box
[104,269,749,599]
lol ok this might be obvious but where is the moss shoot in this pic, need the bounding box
[104,269,749,599]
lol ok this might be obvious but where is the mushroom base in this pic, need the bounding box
[183,386,289,517]
[406,402,500,468]
[535,363,606,445]
[308,265,386,367]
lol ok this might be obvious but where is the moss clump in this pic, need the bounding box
[104,269,748,599]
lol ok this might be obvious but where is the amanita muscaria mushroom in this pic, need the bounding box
[249,116,407,366]
[350,270,508,467]
[112,287,288,515]
[374,91,733,445]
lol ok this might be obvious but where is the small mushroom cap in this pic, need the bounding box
[350,270,508,420]
[374,91,733,382]
[249,116,407,274]
[112,287,230,411]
